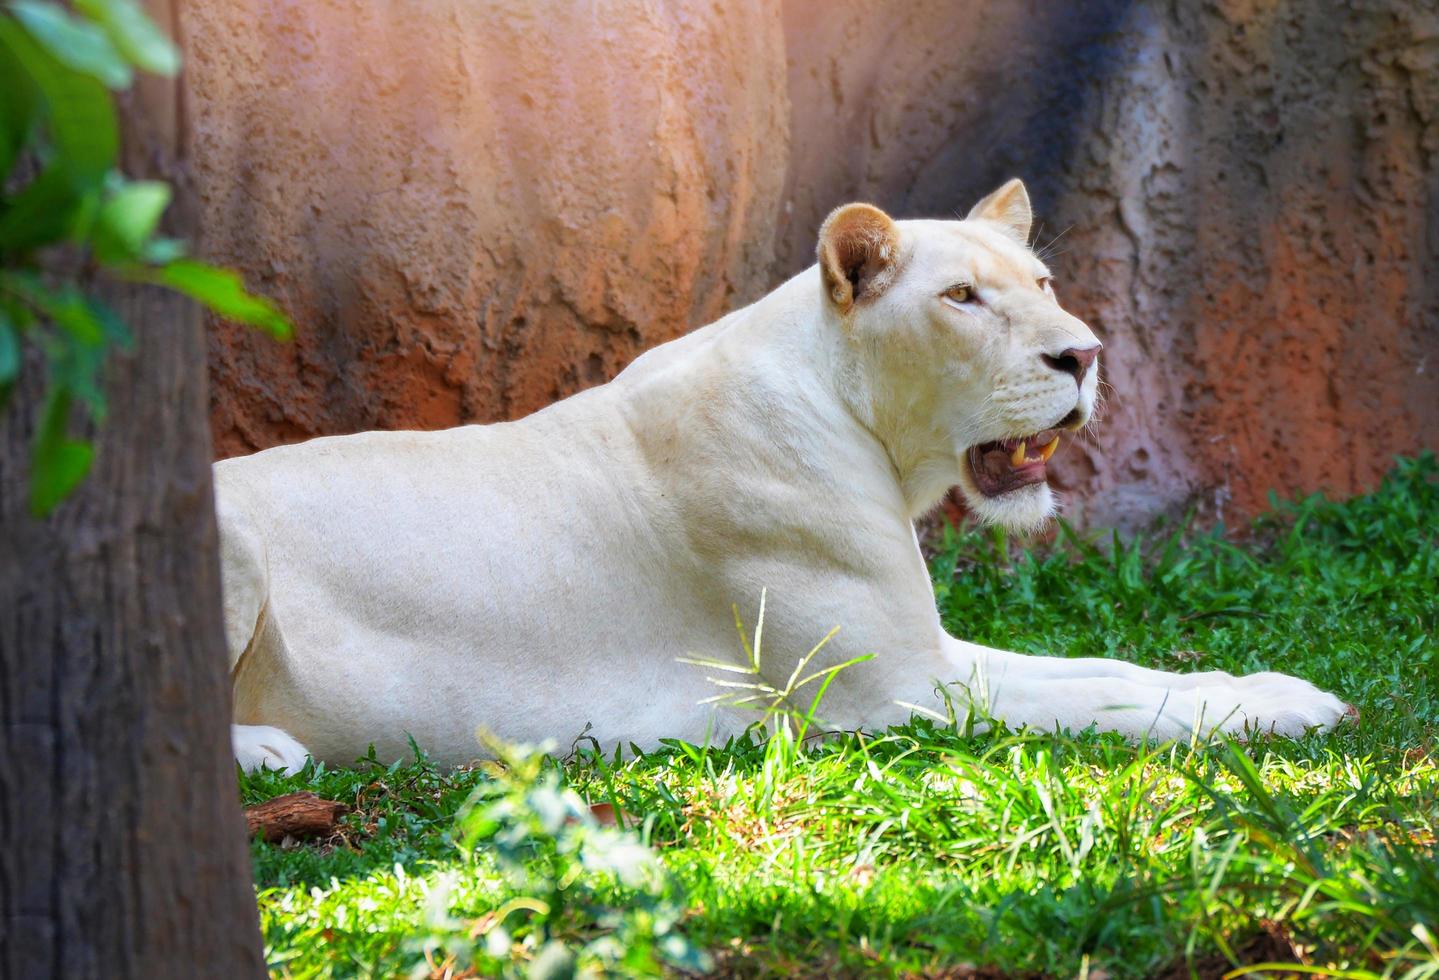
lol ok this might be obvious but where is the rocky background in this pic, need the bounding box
[186,0,1439,530]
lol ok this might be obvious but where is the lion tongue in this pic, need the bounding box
[969,431,1063,497]
[976,444,1021,482]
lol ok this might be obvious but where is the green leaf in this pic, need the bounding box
[0,161,85,253]
[140,235,185,264]
[92,178,170,261]
[87,296,130,349]
[0,32,38,179]
[10,1,131,88]
[4,275,105,345]
[0,286,36,330]
[2,276,110,418]
[49,329,107,418]
[74,0,180,76]
[31,441,93,515]
[0,307,19,410]
[0,311,16,376]
[30,388,93,517]
[5,276,112,420]
[150,260,293,339]
[41,287,105,345]
[0,16,118,186]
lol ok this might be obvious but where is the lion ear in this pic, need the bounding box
[966,178,1032,243]
[818,203,900,312]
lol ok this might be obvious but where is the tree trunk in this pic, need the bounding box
[0,2,266,974]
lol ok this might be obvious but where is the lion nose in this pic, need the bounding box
[1041,344,1100,382]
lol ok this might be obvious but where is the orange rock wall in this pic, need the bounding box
[188,0,787,455]
[191,0,1439,528]
[776,0,1439,527]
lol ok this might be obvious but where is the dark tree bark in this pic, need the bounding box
[0,2,265,975]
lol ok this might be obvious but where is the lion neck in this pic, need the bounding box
[806,279,970,520]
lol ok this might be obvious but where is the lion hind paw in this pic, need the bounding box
[232,724,311,775]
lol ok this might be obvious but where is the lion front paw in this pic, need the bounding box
[232,724,312,774]
[1202,671,1352,737]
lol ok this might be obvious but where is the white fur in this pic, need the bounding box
[216,202,1349,770]
[231,724,310,775]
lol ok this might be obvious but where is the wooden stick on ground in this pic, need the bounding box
[244,792,347,843]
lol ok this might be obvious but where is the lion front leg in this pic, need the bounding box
[941,636,1352,740]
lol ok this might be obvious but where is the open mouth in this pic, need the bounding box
[966,430,1062,497]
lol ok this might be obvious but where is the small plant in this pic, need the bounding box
[678,589,878,803]
[414,738,709,978]
[0,0,292,515]
[679,588,875,744]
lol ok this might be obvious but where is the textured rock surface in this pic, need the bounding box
[193,0,1438,526]
[187,0,787,457]
[778,0,1439,527]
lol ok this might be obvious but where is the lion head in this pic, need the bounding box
[817,179,1101,532]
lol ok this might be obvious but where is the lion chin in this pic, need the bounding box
[955,458,1058,535]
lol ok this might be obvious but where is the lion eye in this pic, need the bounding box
[942,284,974,305]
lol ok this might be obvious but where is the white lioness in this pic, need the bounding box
[220,180,1350,773]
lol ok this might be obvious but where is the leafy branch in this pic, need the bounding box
[0,0,292,515]
[428,737,710,976]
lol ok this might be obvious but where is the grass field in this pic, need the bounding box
[243,455,1438,979]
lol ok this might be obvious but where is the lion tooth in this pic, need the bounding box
[1039,435,1060,462]
[1010,440,1027,467]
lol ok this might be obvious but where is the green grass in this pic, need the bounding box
[245,455,1439,979]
